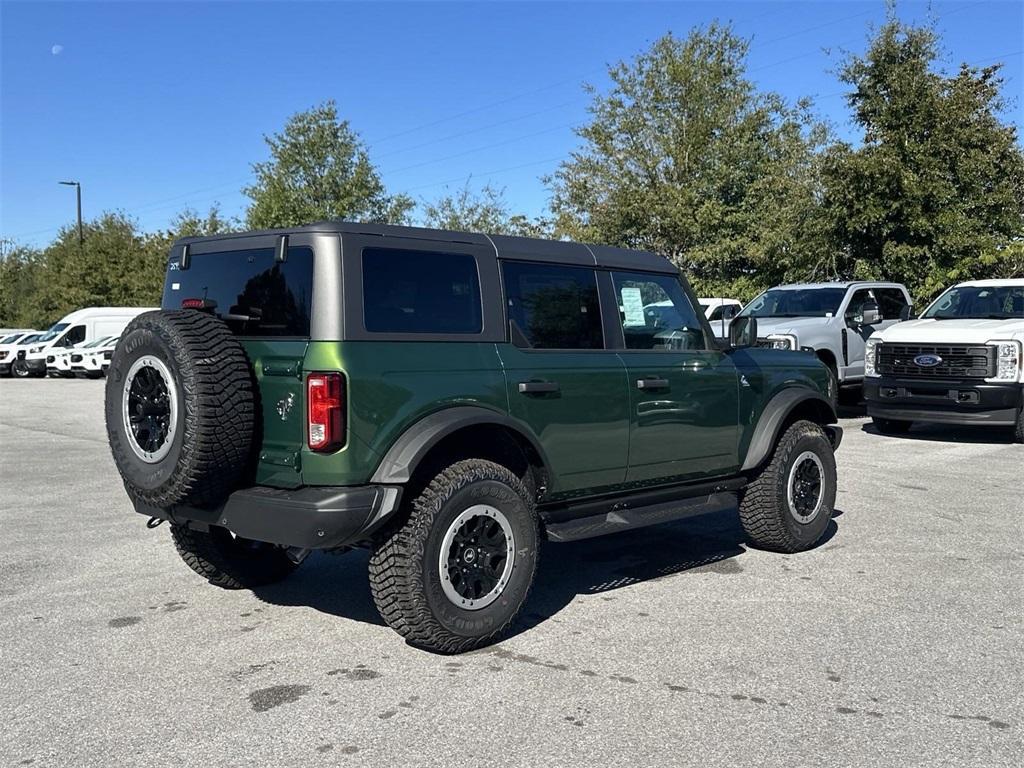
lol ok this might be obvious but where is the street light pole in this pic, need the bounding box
[59,180,83,247]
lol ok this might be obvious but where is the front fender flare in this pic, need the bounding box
[741,388,837,472]
[369,406,549,484]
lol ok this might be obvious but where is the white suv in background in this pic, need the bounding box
[864,279,1024,440]
[0,332,42,377]
[71,336,120,378]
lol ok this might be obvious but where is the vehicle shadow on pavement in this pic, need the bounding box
[509,510,839,640]
[861,421,1018,445]
[250,509,839,636]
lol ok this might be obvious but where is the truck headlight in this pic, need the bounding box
[766,334,797,350]
[988,340,1022,382]
[865,338,881,377]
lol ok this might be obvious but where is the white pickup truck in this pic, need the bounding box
[734,281,913,390]
[864,279,1024,441]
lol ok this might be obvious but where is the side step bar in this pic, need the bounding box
[542,478,745,543]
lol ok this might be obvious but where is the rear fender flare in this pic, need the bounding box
[369,406,549,484]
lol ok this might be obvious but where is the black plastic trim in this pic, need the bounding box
[134,484,403,549]
[369,406,551,484]
[741,388,838,471]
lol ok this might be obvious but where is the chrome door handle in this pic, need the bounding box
[636,377,670,390]
[518,380,560,394]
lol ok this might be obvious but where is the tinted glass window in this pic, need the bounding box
[707,303,738,321]
[363,248,482,334]
[845,289,875,319]
[502,262,603,349]
[922,285,1024,319]
[62,325,86,346]
[612,272,706,351]
[875,288,909,320]
[164,247,313,336]
[739,288,846,318]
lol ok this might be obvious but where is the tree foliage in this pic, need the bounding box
[821,13,1024,302]
[549,25,831,300]
[421,182,551,237]
[244,100,413,229]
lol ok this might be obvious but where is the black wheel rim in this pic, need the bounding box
[122,355,179,463]
[446,515,507,600]
[788,452,824,522]
[439,505,516,610]
[128,366,171,453]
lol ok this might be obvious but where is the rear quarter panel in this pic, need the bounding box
[300,341,508,486]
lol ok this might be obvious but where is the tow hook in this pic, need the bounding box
[285,547,310,565]
[146,516,165,529]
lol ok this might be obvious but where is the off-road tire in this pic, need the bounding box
[872,416,913,435]
[738,420,837,553]
[105,310,256,509]
[170,524,298,589]
[368,459,539,654]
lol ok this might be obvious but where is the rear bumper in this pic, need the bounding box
[864,376,1023,426]
[134,484,403,549]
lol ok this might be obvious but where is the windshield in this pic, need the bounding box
[738,288,847,318]
[18,334,41,345]
[922,285,1024,320]
[35,323,69,342]
[1,333,23,344]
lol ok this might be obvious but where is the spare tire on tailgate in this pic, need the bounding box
[105,310,256,509]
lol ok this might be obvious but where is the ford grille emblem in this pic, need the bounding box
[914,354,942,367]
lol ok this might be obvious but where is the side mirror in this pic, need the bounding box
[729,316,758,349]
[860,306,881,325]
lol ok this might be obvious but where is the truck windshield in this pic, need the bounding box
[164,246,314,336]
[922,285,1024,319]
[738,288,846,318]
[35,323,69,342]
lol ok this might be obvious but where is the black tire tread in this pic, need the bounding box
[738,420,833,554]
[105,310,256,508]
[368,459,537,654]
[170,524,297,589]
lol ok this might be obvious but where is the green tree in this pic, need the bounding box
[420,182,552,237]
[549,25,830,300]
[0,242,45,328]
[822,12,1024,302]
[244,101,413,229]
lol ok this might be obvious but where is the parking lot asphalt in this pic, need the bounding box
[1,378,1021,767]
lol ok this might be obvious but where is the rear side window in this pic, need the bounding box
[502,262,603,349]
[362,248,482,334]
[164,247,313,336]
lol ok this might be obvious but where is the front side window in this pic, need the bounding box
[62,325,86,346]
[362,248,482,334]
[922,285,1024,320]
[875,288,910,320]
[502,262,603,349]
[845,289,875,320]
[612,271,706,351]
[739,288,847,319]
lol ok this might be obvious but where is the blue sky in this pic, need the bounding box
[1,0,1021,247]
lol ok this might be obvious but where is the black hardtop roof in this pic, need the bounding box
[174,221,677,274]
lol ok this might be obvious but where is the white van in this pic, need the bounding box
[13,307,155,378]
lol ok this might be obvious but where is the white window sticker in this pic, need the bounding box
[171,282,180,290]
[621,286,645,327]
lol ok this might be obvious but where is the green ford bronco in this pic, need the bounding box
[105,223,842,653]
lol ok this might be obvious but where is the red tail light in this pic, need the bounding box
[307,373,345,451]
